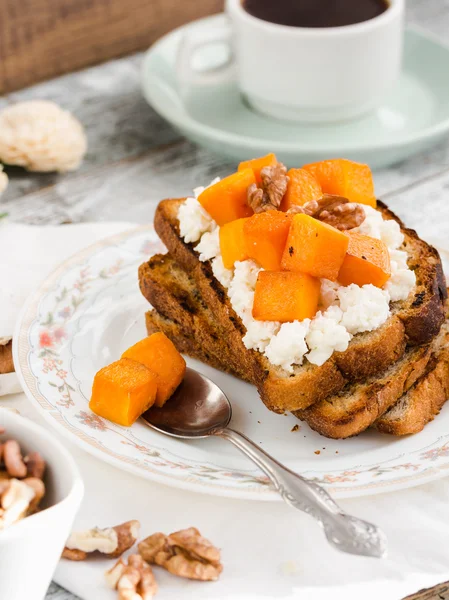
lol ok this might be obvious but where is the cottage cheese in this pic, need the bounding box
[177,183,417,373]
[386,249,416,302]
[195,227,220,262]
[306,306,351,366]
[265,320,310,373]
[338,284,391,335]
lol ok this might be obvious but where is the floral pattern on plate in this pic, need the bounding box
[14,226,449,500]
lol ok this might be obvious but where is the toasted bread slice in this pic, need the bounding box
[145,310,251,381]
[141,198,445,413]
[145,305,449,438]
[140,250,447,437]
[375,325,449,435]
[144,303,449,436]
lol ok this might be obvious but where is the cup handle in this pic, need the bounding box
[176,22,236,87]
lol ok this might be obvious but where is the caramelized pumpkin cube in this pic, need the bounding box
[198,169,255,226]
[253,271,320,322]
[338,231,391,288]
[122,332,186,407]
[244,211,292,271]
[219,218,250,269]
[238,153,278,185]
[280,168,322,211]
[281,214,349,281]
[90,358,157,426]
[303,159,376,208]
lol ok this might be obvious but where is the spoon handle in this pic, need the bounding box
[216,428,386,558]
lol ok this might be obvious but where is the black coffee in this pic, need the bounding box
[243,0,389,28]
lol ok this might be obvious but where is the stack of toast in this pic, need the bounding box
[138,198,449,439]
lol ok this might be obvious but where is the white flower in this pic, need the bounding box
[0,166,8,197]
[0,101,87,172]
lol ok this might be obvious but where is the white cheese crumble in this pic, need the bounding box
[177,177,220,243]
[305,306,351,366]
[264,320,310,373]
[386,249,416,302]
[338,284,391,335]
[178,196,214,244]
[211,256,233,288]
[177,184,417,373]
[195,227,220,262]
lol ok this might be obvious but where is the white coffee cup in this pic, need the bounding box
[177,0,404,123]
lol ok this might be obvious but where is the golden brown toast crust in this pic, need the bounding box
[147,198,446,413]
[145,311,251,382]
[374,334,449,435]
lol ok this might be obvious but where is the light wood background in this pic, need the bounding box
[0,0,223,93]
[1,0,449,598]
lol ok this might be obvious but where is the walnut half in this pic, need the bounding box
[288,194,365,230]
[247,163,289,213]
[138,527,222,581]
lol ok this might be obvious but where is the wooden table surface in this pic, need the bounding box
[1,1,448,598]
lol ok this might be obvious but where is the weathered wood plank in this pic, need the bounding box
[0,0,222,93]
[0,54,181,201]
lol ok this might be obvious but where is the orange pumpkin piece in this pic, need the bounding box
[281,213,349,281]
[280,168,322,211]
[253,271,320,322]
[303,159,376,208]
[219,218,250,269]
[244,211,292,271]
[197,169,255,226]
[90,358,157,427]
[338,231,391,288]
[122,332,186,407]
[238,153,278,185]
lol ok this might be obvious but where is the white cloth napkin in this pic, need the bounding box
[0,220,132,395]
[2,392,449,600]
[3,221,449,600]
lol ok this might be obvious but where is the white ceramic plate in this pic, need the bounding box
[14,227,449,501]
[141,16,449,169]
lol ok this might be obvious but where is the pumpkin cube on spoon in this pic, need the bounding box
[90,358,157,426]
[122,332,186,408]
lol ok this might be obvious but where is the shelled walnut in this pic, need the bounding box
[287,194,366,230]
[138,527,222,581]
[106,554,158,600]
[62,520,141,560]
[0,433,46,530]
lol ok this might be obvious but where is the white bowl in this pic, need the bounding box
[0,410,84,600]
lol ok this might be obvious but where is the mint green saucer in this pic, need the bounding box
[141,15,449,168]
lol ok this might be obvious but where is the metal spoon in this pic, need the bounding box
[142,367,387,558]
